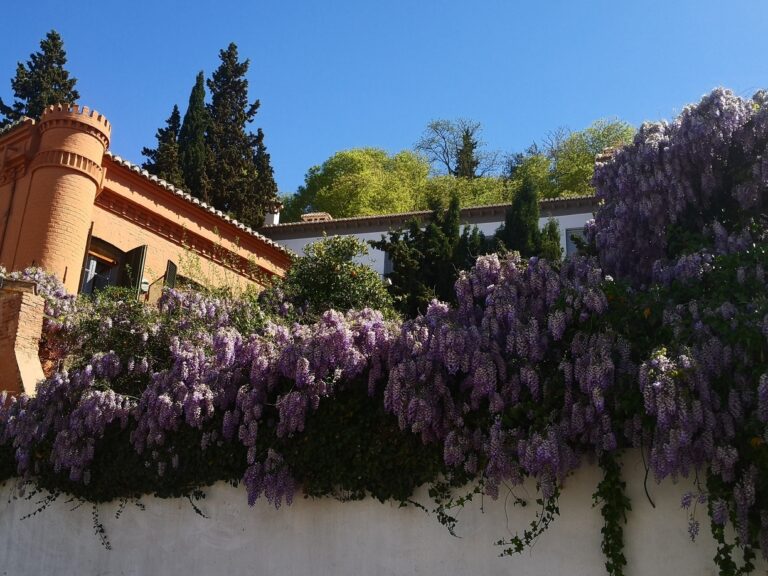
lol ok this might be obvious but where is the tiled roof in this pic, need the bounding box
[0,117,33,138]
[104,151,293,257]
[263,195,599,231]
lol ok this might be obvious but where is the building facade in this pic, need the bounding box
[260,196,598,275]
[0,104,291,297]
[0,104,292,395]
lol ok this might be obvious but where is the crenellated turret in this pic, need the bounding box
[13,104,111,291]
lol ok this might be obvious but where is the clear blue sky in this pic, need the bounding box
[2,0,767,197]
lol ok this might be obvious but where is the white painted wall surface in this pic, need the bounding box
[274,212,594,276]
[474,212,594,258]
[277,230,390,274]
[2,451,763,576]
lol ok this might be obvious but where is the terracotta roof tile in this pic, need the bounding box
[104,151,293,257]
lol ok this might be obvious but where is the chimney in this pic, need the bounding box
[263,200,282,226]
[264,210,280,226]
[300,212,333,223]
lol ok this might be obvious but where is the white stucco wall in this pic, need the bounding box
[277,230,390,274]
[2,451,763,576]
[273,212,594,276]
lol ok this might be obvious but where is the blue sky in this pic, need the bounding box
[2,0,767,196]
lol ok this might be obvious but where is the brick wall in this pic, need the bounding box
[0,282,44,395]
[0,104,289,299]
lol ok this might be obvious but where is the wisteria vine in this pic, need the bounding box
[1,88,768,576]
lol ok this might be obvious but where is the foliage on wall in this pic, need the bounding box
[1,87,768,576]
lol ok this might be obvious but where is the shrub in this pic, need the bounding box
[263,235,397,321]
[1,88,768,576]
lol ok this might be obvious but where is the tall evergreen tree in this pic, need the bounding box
[495,173,541,257]
[0,30,79,126]
[252,127,279,215]
[455,128,479,179]
[178,72,209,202]
[538,218,563,262]
[372,193,489,317]
[205,43,265,227]
[141,105,183,186]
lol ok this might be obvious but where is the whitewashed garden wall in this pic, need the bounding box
[2,452,763,576]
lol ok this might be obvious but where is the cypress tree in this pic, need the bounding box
[496,173,541,257]
[205,43,264,226]
[178,72,209,202]
[0,30,79,126]
[455,128,479,179]
[141,105,183,187]
[372,193,488,317]
[253,127,279,217]
[539,218,563,262]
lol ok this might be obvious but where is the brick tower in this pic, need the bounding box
[13,104,111,292]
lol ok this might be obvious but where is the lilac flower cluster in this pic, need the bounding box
[0,266,78,333]
[0,352,134,483]
[1,279,398,507]
[383,252,633,499]
[0,87,767,570]
[593,88,768,286]
[233,308,395,505]
[637,254,768,559]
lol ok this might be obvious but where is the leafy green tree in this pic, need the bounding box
[415,118,499,177]
[455,128,479,179]
[141,105,184,187]
[205,43,276,227]
[502,149,555,200]
[503,120,634,200]
[421,175,506,209]
[178,72,209,201]
[271,235,396,320]
[283,148,429,221]
[549,119,634,197]
[0,30,79,126]
[372,194,488,317]
[495,173,541,257]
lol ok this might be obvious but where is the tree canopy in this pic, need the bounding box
[142,44,279,228]
[0,30,79,126]
[177,72,209,202]
[263,235,396,321]
[421,175,506,208]
[414,118,499,177]
[282,148,430,222]
[548,119,635,196]
[371,193,484,317]
[455,128,480,179]
[141,105,184,187]
[282,117,633,223]
[205,43,266,222]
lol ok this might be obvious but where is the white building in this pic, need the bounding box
[260,195,598,275]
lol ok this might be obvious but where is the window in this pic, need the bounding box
[78,238,148,298]
[565,227,585,257]
[81,254,118,294]
[382,251,393,277]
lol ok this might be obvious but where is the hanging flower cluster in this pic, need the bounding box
[0,87,767,575]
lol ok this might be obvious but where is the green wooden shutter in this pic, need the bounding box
[119,245,148,298]
[164,260,177,289]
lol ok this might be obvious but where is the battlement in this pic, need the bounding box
[38,103,111,149]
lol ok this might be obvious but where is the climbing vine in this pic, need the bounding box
[1,88,768,575]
